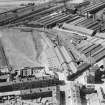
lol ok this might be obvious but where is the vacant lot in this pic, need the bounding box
[0,28,49,70]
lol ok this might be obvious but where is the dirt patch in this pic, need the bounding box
[0,28,48,70]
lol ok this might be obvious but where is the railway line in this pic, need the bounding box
[24,0,105,29]
[11,4,65,23]
[0,0,105,28]
[0,3,65,26]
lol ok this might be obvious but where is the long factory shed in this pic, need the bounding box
[62,23,96,36]
[69,35,105,80]
[53,25,105,80]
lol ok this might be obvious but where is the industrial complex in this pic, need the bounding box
[0,0,105,105]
